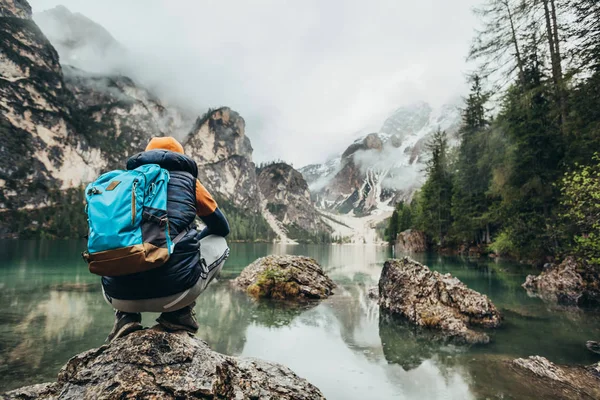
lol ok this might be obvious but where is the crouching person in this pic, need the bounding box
[95,137,230,342]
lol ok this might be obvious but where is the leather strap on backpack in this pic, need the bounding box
[172,227,190,246]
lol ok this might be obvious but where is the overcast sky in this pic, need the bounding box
[30,0,480,167]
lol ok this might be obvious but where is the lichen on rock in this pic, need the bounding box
[3,329,326,400]
[232,255,335,300]
[377,257,501,344]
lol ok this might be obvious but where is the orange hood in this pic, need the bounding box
[145,137,184,154]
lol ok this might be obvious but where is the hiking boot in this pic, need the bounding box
[106,311,143,343]
[156,302,199,334]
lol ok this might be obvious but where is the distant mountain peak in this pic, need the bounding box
[34,5,125,73]
[300,100,463,216]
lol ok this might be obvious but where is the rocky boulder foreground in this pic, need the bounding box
[3,329,325,400]
[232,255,335,300]
[510,356,600,400]
[378,257,501,344]
[523,257,600,307]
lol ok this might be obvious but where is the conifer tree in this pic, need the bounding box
[415,130,453,246]
[385,201,413,244]
[493,34,564,257]
[569,0,600,73]
[469,0,528,84]
[451,75,492,244]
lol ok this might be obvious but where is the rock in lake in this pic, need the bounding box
[587,341,600,355]
[394,229,428,253]
[3,329,325,400]
[510,356,600,399]
[523,257,600,307]
[232,255,335,300]
[378,257,501,344]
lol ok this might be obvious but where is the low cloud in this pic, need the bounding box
[353,144,425,192]
[30,0,479,167]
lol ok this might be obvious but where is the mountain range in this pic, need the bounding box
[299,100,462,216]
[0,1,332,242]
[0,1,464,243]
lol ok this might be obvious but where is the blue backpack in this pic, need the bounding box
[83,164,183,276]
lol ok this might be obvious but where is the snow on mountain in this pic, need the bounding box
[300,157,341,192]
[379,101,432,142]
[300,100,463,216]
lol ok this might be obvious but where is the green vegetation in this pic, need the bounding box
[413,129,454,247]
[3,191,277,242]
[255,160,290,171]
[388,0,600,267]
[1,187,87,239]
[215,197,276,242]
[284,223,333,244]
[193,108,216,130]
[488,231,516,257]
[384,201,414,244]
[375,219,387,242]
[246,267,300,300]
[558,154,600,266]
[266,203,287,220]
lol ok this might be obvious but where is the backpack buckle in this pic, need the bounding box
[87,187,102,196]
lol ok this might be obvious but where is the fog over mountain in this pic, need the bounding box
[300,100,462,216]
[29,0,479,167]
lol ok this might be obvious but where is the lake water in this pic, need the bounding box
[0,240,599,399]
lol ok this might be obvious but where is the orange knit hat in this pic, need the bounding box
[145,137,184,154]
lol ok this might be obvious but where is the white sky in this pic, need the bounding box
[30,0,480,167]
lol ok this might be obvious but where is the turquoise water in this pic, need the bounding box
[0,240,599,399]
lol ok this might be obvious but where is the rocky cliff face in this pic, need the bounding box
[300,101,462,216]
[0,1,191,211]
[65,65,191,169]
[301,133,386,216]
[257,162,330,240]
[0,0,29,18]
[0,1,272,239]
[0,1,97,210]
[33,5,262,214]
[184,108,262,213]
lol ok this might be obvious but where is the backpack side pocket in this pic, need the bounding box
[141,206,170,265]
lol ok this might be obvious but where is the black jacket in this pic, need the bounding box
[101,150,225,300]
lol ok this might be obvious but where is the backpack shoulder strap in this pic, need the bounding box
[172,228,190,246]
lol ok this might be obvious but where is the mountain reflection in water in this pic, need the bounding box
[1,240,599,399]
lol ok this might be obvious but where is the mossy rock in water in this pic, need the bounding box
[232,255,335,300]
